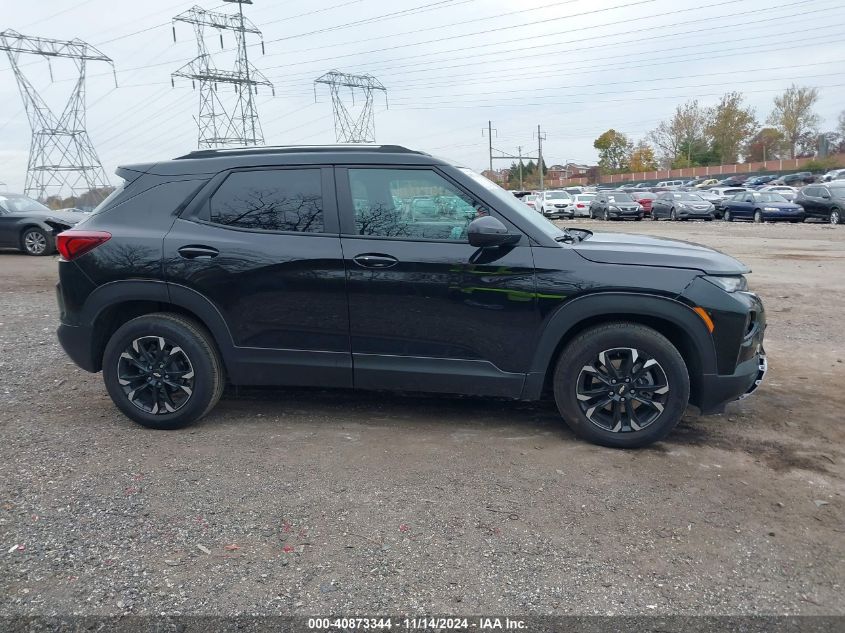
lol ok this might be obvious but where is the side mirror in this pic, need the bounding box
[467,216,521,248]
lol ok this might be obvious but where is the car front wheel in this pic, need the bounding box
[102,313,225,430]
[724,210,732,222]
[21,227,53,256]
[754,210,763,223]
[553,322,690,448]
[831,209,841,225]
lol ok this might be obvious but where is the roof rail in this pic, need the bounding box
[174,144,425,160]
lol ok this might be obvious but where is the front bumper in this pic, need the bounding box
[696,348,766,414]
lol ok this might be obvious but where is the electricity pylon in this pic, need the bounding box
[0,29,115,201]
[172,1,273,148]
[314,70,387,143]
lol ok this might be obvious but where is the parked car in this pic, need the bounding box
[651,192,715,221]
[743,175,778,189]
[631,191,657,216]
[655,180,685,189]
[757,185,797,201]
[54,144,767,449]
[721,191,804,223]
[0,192,84,255]
[589,192,644,220]
[535,190,574,218]
[523,194,538,210]
[821,168,845,182]
[715,176,748,187]
[570,193,596,217]
[795,182,845,224]
[694,178,720,188]
[773,172,813,186]
[707,187,748,217]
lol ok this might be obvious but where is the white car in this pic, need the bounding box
[655,180,685,189]
[571,193,596,217]
[758,185,798,202]
[522,194,538,210]
[822,168,845,182]
[535,190,574,218]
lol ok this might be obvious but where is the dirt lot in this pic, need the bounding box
[0,220,843,617]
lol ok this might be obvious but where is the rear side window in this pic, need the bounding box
[208,169,323,233]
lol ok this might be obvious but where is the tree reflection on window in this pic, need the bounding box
[209,170,324,233]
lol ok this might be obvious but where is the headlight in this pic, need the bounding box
[705,275,748,293]
[763,206,779,211]
[609,205,619,211]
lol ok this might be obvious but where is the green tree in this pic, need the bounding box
[767,84,820,159]
[593,129,632,173]
[707,92,757,164]
[628,141,658,172]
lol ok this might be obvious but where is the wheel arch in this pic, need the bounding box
[522,293,718,408]
[81,280,234,373]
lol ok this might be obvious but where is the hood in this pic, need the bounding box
[572,232,749,275]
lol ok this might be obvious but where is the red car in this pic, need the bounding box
[632,191,657,216]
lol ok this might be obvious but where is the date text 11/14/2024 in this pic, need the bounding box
[307,617,527,630]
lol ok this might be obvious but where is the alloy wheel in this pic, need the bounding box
[754,211,763,223]
[724,210,732,222]
[575,347,669,433]
[603,209,609,221]
[23,230,47,255]
[670,209,677,221]
[117,336,195,414]
[832,210,841,225]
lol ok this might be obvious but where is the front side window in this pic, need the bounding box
[208,169,323,233]
[348,168,482,241]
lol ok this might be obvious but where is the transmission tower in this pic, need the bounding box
[0,30,115,201]
[314,71,387,143]
[172,1,273,148]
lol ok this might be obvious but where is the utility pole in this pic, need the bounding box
[482,120,497,177]
[536,124,547,192]
[0,29,116,201]
[172,1,273,148]
[314,71,387,143]
[517,145,523,190]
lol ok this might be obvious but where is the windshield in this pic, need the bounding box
[672,193,704,201]
[546,192,571,199]
[0,194,50,214]
[753,193,788,203]
[459,168,564,240]
[607,193,634,203]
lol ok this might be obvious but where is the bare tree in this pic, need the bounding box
[648,100,710,167]
[766,85,820,159]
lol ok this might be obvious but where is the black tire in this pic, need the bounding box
[724,210,732,222]
[21,227,53,256]
[670,209,677,221]
[754,210,763,223]
[102,312,225,430]
[603,209,610,221]
[831,209,841,225]
[589,209,594,220]
[552,322,690,448]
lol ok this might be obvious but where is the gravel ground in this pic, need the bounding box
[0,219,843,618]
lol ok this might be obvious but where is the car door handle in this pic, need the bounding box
[178,245,219,260]
[352,253,398,269]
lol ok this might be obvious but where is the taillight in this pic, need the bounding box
[576,203,585,208]
[56,230,111,261]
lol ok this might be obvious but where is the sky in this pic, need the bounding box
[1,0,844,194]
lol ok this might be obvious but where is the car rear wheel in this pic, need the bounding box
[102,313,225,430]
[754,210,763,223]
[724,210,732,222]
[552,322,690,448]
[831,209,841,225]
[21,227,53,256]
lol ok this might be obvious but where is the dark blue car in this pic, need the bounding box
[722,191,804,223]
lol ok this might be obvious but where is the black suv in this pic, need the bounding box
[795,183,845,224]
[55,145,767,448]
